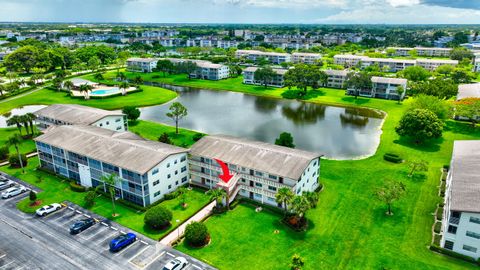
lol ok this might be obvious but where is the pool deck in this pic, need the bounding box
[71,85,136,97]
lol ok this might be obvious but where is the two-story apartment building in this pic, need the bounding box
[34,125,189,207]
[416,59,458,71]
[346,76,407,100]
[126,58,159,73]
[361,58,416,72]
[333,54,367,68]
[440,140,480,260]
[34,104,127,132]
[242,66,287,87]
[235,50,291,64]
[191,61,230,80]
[324,69,348,89]
[188,135,322,207]
[291,52,322,64]
[388,47,452,57]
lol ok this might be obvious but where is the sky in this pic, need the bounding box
[0,0,479,24]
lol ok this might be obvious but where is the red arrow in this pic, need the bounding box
[214,159,234,183]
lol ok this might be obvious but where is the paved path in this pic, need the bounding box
[160,201,216,246]
[0,152,38,167]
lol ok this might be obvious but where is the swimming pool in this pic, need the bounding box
[90,88,121,96]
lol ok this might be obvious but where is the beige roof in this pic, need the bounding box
[34,125,188,174]
[457,83,480,100]
[292,52,321,57]
[34,104,124,125]
[366,58,416,64]
[236,50,290,57]
[334,54,367,59]
[189,135,322,180]
[449,140,480,213]
[325,69,348,76]
[243,66,288,75]
[371,76,408,85]
[127,57,158,63]
[416,59,458,64]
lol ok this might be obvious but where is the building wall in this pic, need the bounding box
[243,71,285,87]
[126,60,158,73]
[92,115,128,132]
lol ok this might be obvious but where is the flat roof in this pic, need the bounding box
[68,78,99,87]
[324,69,348,76]
[457,83,480,100]
[243,66,288,75]
[449,140,480,213]
[189,135,322,180]
[416,59,458,64]
[127,57,158,63]
[35,125,188,175]
[292,52,321,57]
[371,76,408,85]
[34,104,124,125]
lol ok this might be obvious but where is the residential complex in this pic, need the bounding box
[291,52,322,64]
[388,47,452,57]
[324,69,348,89]
[334,54,458,71]
[235,50,291,64]
[188,135,321,207]
[34,104,127,132]
[332,55,366,68]
[347,76,407,100]
[126,58,159,73]
[190,61,230,80]
[242,66,287,87]
[416,59,459,71]
[441,140,480,260]
[34,125,189,207]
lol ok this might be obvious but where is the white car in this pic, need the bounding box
[0,180,15,191]
[1,186,27,199]
[163,257,188,270]
[36,203,63,216]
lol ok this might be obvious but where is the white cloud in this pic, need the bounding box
[386,0,420,7]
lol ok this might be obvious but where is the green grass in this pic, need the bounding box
[0,127,38,157]
[0,85,177,115]
[0,158,211,240]
[128,120,202,148]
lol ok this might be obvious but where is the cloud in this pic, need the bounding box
[421,0,480,10]
[386,0,420,7]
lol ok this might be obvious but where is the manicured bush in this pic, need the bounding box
[84,190,97,208]
[434,222,441,234]
[433,234,441,246]
[436,207,444,221]
[69,182,86,192]
[383,153,402,163]
[8,154,27,168]
[164,191,179,200]
[144,205,172,230]
[0,146,9,160]
[192,133,205,142]
[152,75,161,79]
[29,190,37,202]
[184,221,210,247]
[281,90,303,100]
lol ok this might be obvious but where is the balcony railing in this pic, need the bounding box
[449,217,460,225]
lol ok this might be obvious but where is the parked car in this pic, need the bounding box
[163,257,188,270]
[0,180,15,191]
[1,186,27,199]
[35,203,63,217]
[70,218,96,234]
[109,233,136,252]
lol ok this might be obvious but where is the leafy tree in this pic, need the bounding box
[229,65,243,78]
[176,61,198,80]
[451,69,474,84]
[122,106,141,122]
[396,85,405,104]
[177,186,189,208]
[100,173,123,217]
[117,72,127,82]
[400,66,430,82]
[275,132,295,148]
[93,73,104,81]
[185,221,209,247]
[435,64,455,76]
[254,66,277,88]
[144,205,172,230]
[29,190,37,203]
[345,72,372,99]
[408,78,457,100]
[450,47,474,61]
[8,154,27,169]
[284,64,327,95]
[207,188,227,209]
[0,146,9,160]
[132,76,144,85]
[375,180,406,215]
[302,191,319,208]
[166,102,188,134]
[408,160,429,177]
[409,95,452,120]
[407,49,418,58]
[395,109,443,144]
[87,56,101,71]
[156,60,174,77]
[158,132,172,144]
[84,190,97,208]
[275,187,294,217]
[8,134,25,173]
[450,32,469,46]
[3,45,40,73]
[455,98,480,127]
[291,254,305,270]
[78,84,93,100]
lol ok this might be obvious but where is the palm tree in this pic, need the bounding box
[119,82,129,96]
[19,115,30,136]
[0,84,6,96]
[25,113,37,136]
[6,115,23,135]
[63,80,74,93]
[290,195,310,221]
[79,84,93,100]
[275,187,294,217]
[207,188,227,209]
[132,76,144,86]
[117,72,127,82]
[100,173,123,217]
[8,134,25,173]
[302,191,319,208]
[177,186,189,208]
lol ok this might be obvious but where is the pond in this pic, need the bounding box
[0,105,47,128]
[140,85,385,160]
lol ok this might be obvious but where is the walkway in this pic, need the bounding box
[160,200,216,246]
[0,152,37,167]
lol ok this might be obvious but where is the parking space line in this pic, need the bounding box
[75,210,82,214]
[129,244,150,260]
[113,241,139,257]
[111,227,118,231]
[0,260,14,269]
[67,206,74,210]
[166,252,175,257]
[133,250,165,269]
[140,240,148,245]
[0,253,5,259]
[83,214,91,218]
[192,265,202,270]
[96,230,118,246]
[120,230,126,234]
[101,222,109,227]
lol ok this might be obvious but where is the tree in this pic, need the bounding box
[407,49,418,58]
[156,60,174,77]
[207,188,227,209]
[119,82,129,96]
[117,72,127,82]
[0,146,9,161]
[275,187,294,217]
[132,76,144,86]
[8,134,25,173]
[87,56,101,71]
[166,102,188,134]
[3,45,40,73]
[396,85,405,104]
[29,190,37,203]
[84,189,97,208]
[78,83,93,100]
[291,254,305,270]
[144,205,172,230]
[177,186,188,208]
[408,160,429,177]
[284,64,327,95]
[0,84,5,96]
[451,69,474,84]
[122,106,141,122]
[100,173,123,217]
[302,191,319,209]
[450,47,474,61]
[253,66,276,88]
[275,132,295,148]
[345,72,372,99]
[25,113,36,135]
[435,64,455,76]
[455,98,480,127]
[93,73,104,81]
[400,66,430,82]
[185,221,209,247]
[290,195,311,221]
[375,180,406,215]
[409,95,452,120]
[6,115,23,135]
[395,109,443,144]
[63,80,74,92]
[176,61,198,80]
[408,78,457,100]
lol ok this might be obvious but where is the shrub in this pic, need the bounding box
[434,222,441,234]
[84,190,97,208]
[29,190,37,202]
[164,191,179,200]
[158,132,172,144]
[9,154,27,168]
[383,153,402,163]
[281,90,303,99]
[144,205,172,230]
[429,245,479,265]
[433,234,441,246]
[0,146,9,160]
[69,182,86,192]
[152,75,161,79]
[192,133,205,142]
[184,221,209,247]
[436,207,444,221]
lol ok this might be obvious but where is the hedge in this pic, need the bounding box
[429,245,479,265]
[0,146,9,161]
[436,207,444,221]
[69,182,87,192]
[434,222,441,234]
[383,153,402,163]
[8,154,28,168]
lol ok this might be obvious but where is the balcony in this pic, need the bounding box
[449,217,460,225]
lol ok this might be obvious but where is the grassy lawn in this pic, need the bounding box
[0,127,38,156]
[128,120,202,148]
[0,158,211,240]
[0,85,177,115]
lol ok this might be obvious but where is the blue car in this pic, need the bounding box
[109,233,136,252]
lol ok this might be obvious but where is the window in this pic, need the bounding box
[444,240,454,250]
[268,186,276,191]
[153,180,159,186]
[106,121,109,125]
[470,216,480,225]
[182,176,188,183]
[463,245,477,253]
[175,170,178,175]
[167,174,171,179]
[152,168,159,175]
[447,225,457,234]
[154,191,161,197]
[181,155,186,162]
[116,118,121,122]
[255,182,262,188]
[167,163,170,168]
[116,126,122,130]
[168,185,172,189]
[268,174,277,180]
[175,181,178,185]
[174,160,178,164]
[181,166,187,173]
[255,171,263,177]
[99,123,103,127]
[466,231,480,239]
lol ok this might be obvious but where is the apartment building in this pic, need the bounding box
[474,53,480,73]
[346,76,407,100]
[126,58,158,73]
[191,61,230,81]
[291,52,322,64]
[361,58,416,72]
[457,83,480,101]
[235,50,291,64]
[242,66,287,87]
[34,104,127,132]
[416,59,458,71]
[388,47,452,57]
[217,40,238,49]
[324,69,348,89]
[333,55,367,68]
[441,140,480,260]
[34,125,189,207]
[188,135,321,207]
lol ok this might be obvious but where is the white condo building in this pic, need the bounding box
[291,52,322,64]
[35,125,189,207]
[324,69,348,89]
[188,135,321,207]
[242,67,287,87]
[441,140,480,260]
[34,104,128,132]
[388,47,452,57]
[334,54,457,71]
[235,50,291,64]
[126,58,158,73]
[474,53,480,73]
[346,76,407,100]
[416,59,459,71]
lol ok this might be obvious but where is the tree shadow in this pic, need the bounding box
[340,96,371,105]
[393,136,443,153]
[444,120,479,136]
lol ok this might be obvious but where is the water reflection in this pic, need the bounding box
[0,105,47,128]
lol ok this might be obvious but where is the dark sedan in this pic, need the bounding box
[69,218,96,234]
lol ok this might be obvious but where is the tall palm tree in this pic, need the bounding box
[6,115,23,135]
[63,80,74,93]
[132,76,144,86]
[25,113,37,136]
[302,191,319,209]
[79,84,93,100]
[19,115,30,136]
[119,82,129,96]
[290,195,310,221]
[100,173,123,217]
[8,134,24,173]
[275,187,294,217]
[117,72,127,82]
[207,188,227,209]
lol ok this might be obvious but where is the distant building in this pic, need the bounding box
[324,70,348,89]
[126,58,158,73]
[191,61,230,81]
[416,59,458,71]
[235,50,291,64]
[388,47,452,57]
[346,76,407,100]
[457,83,480,101]
[434,36,454,48]
[242,66,288,87]
[474,53,480,73]
[361,57,416,72]
[217,40,238,49]
[441,140,480,260]
[291,52,322,64]
[333,55,367,68]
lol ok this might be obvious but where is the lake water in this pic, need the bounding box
[0,105,47,128]
[140,85,384,159]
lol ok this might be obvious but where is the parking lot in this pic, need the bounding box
[0,172,215,270]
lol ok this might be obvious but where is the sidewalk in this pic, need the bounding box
[160,200,216,246]
[0,152,38,167]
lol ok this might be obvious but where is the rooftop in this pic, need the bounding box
[457,83,480,100]
[34,104,124,125]
[35,125,188,175]
[127,57,158,63]
[324,69,348,76]
[448,140,480,213]
[189,135,322,180]
[243,66,288,75]
[371,76,408,85]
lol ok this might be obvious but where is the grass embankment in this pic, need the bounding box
[129,120,202,148]
[0,158,210,240]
